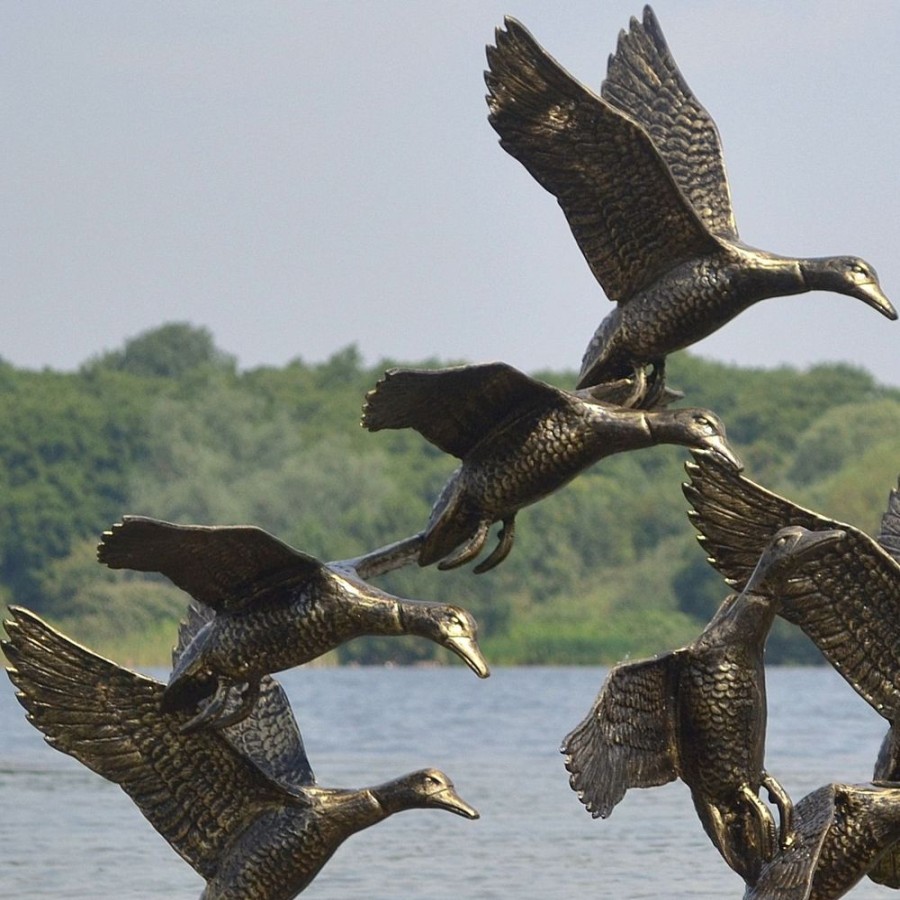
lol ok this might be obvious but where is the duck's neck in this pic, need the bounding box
[732,244,807,297]
[703,590,777,653]
[331,573,404,636]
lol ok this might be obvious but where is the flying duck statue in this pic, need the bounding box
[97,516,488,731]
[562,525,844,883]
[362,361,741,572]
[485,7,895,403]
[2,605,479,900]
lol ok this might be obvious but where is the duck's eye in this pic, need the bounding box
[775,536,788,548]
[693,415,716,435]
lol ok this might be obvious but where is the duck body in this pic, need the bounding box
[363,362,740,572]
[3,606,479,900]
[563,526,844,882]
[485,8,895,397]
[98,517,488,729]
[581,245,808,387]
[747,783,900,900]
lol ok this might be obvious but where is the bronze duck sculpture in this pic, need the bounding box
[683,452,900,725]
[97,516,489,730]
[745,782,900,900]
[562,525,844,883]
[485,7,896,402]
[361,360,741,572]
[2,605,479,900]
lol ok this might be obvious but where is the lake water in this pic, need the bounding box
[0,664,893,899]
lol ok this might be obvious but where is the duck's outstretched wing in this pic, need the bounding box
[683,451,900,719]
[876,479,900,563]
[682,450,855,590]
[561,652,680,818]
[2,606,297,881]
[361,362,565,459]
[98,516,322,612]
[175,605,315,788]
[601,6,737,239]
[485,16,721,306]
[744,784,835,900]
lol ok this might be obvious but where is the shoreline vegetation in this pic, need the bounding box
[2,323,899,668]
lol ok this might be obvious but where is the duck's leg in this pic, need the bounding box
[640,360,668,409]
[620,365,648,408]
[179,678,259,733]
[473,517,517,574]
[762,771,795,849]
[739,783,778,862]
[437,520,491,570]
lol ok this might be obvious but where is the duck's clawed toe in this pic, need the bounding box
[473,518,517,574]
[437,521,491,571]
[178,678,260,733]
[763,772,795,851]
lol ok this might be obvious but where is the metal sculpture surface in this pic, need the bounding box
[745,783,900,900]
[2,606,479,900]
[362,361,741,572]
[485,7,896,402]
[683,452,900,724]
[98,516,488,731]
[562,525,843,883]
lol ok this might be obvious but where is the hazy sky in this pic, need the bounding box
[5,2,899,386]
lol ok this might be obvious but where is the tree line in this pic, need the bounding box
[2,322,898,667]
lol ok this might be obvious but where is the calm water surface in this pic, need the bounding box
[0,664,892,899]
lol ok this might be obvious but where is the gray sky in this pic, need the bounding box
[4,2,900,386]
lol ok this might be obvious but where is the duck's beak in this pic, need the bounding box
[703,435,743,473]
[429,785,480,820]
[850,280,897,320]
[445,635,490,679]
[790,527,847,560]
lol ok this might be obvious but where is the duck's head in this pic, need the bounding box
[374,769,480,819]
[743,525,846,596]
[654,409,742,471]
[401,602,490,679]
[801,256,896,320]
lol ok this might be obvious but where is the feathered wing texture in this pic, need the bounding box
[175,606,315,787]
[361,362,567,459]
[98,516,323,612]
[876,479,900,564]
[744,784,835,900]
[601,6,737,239]
[561,652,680,818]
[2,607,297,881]
[485,16,721,306]
[683,451,900,719]
[682,450,847,590]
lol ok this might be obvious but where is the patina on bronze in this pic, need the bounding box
[745,782,900,900]
[485,7,896,403]
[562,526,844,883]
[362,361,741,572]
[683,451,900,725]
[97,516,488,731]
[2,606,479,900]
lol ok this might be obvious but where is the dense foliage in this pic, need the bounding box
[2,323,898,666]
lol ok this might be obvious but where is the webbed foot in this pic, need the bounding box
[473,517,516,574]
[179,678,260,733]
[437,520,490,571]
